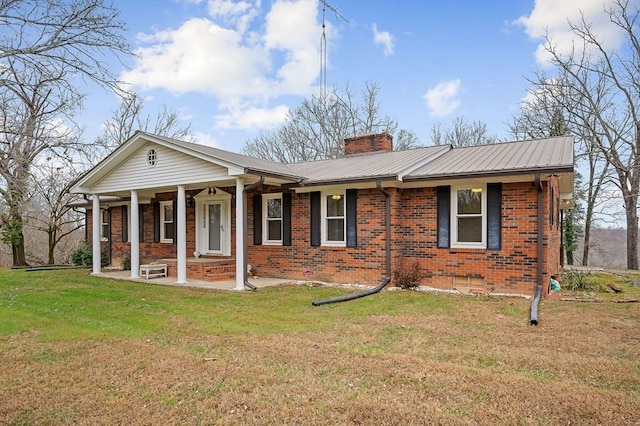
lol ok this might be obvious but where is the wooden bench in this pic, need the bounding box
[139,263,167,279]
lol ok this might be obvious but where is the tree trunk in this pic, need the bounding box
[625,200,639,270]
[581,208,593,266]
[48,230,56,265]
[11,234,27,266]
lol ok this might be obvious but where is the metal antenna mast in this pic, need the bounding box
[319,0,348,100]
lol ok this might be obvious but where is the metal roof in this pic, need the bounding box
[405,137,574,180]
[72,131,574,196]
[287,145,451,184]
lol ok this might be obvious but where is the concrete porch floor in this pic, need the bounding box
[99,269,295,291]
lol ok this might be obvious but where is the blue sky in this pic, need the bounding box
[80,0,629,153]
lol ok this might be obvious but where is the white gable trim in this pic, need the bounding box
[71,132,246,194]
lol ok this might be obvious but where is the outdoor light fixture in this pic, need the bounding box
[331,194,342,200]
[471,188,483,193]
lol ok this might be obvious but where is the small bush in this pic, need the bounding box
[561,270,598,291]
[393,262,421,289]
[122,254,131,271]
[70,243,108,267]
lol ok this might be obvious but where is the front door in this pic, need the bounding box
[207,201,225,254]
[194,188,232,256]
[206,201,225,254]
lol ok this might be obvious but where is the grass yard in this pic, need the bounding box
[1,268,639,425]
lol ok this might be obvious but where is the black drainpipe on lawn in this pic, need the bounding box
[242,176,264,291]
[530,174,544,325]
[312,181,392,306]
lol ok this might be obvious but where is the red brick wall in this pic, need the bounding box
[247,181,560,295]
[87,179,561,295]
[344,132,393,155]
[247,189,389,284]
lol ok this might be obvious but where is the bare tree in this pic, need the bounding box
[242,82,421,163]
[430,116,499,147]
[0,0,131,265]
[508,77,612,266]
[27,162,84,264]
[534,0,640,269]
[95,92,192,153]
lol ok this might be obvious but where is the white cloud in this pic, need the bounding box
[515,0,627,65]
[215,104,290,129]
[191,130,219,147]
[424,79,461,117]
[372,23,394,56]
[121,0,321,129]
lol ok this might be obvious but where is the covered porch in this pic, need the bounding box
[70,132,302,291]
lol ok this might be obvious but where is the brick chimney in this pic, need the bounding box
[344,131,393,155]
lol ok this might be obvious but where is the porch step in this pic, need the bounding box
[163,257,235,281]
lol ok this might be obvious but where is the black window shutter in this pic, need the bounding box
[437,186,450,248]
[253,194,262,245]
[153,201,160,243]
[310,191,321,246]
[139,204,145,242]
[121,205,128,243]
[172,199,177,244]
[487,183,502,250]
[346,189,357,247]
[282,192,292,246]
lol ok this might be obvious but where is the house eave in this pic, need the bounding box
[283,174,399,189]
[402,166,574,183]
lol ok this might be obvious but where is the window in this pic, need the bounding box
[160,201,174,243]
[263,194,282,244]
[453,185,486,247]
[323,192,345,245]
[100,209,110,241]
[147,149,157,167]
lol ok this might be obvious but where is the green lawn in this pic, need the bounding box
[1,268,639,425]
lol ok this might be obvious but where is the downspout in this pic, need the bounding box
[312,181,392,306]
[530,174,544,325]
[242,176,264,291]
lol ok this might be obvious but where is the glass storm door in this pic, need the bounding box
[207,202,224,253]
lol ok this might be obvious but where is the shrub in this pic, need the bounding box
[70,243,108,267]
[561,270,597,291]
[393,262,421,289]
[122,254,131,271]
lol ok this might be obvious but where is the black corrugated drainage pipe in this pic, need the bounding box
[312,181,392,306]
[312,278,391,306]
[530,174,544,325]
[243,176,264,291]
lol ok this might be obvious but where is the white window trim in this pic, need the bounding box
[321,191,346,247]
[124,205,131,243]
[100,209,109,242]
[262,193,283,245]
[193,188,232,256]
[159,200,174,243]
[451,184,487,248]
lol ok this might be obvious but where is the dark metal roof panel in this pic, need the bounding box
[287,145,450,183]
[406,137,574,179]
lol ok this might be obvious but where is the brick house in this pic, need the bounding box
[70,131,574,296]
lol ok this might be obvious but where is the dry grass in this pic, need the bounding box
[1,269,639,425]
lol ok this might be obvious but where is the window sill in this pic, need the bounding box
[321,242,346,248]
[449,247,487,253]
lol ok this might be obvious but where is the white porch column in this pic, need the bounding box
[130,190,140,279]
[91,194,101,275]
[176,185,188,284]
[235,178,245,291]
